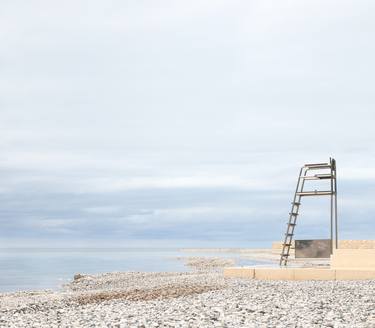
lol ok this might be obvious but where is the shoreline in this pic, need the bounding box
[0,249,370,327]
[0,248,329,294]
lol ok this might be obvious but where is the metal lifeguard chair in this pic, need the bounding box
[280,158,338,266]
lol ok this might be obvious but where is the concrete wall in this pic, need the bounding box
[338,240,375,249]
[224,267,375,280]
[272,240,375,251]
[223,267,254,278]
[331,249,375,269]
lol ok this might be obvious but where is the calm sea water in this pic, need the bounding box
[0,248,262,293]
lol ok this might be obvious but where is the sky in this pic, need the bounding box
[0,0,375,247]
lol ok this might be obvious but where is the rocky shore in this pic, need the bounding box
[1,270,374,327]
[176,257,236,271]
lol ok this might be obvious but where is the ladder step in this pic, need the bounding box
[285,233,293,237]
[316,174,333,179]
[280,253,289,257]
[292,202,301,206]
[289,212,299,216]
[303,174,333,180]
[305,166,331,170]
[304,163,330,169]
[287,223,296,226]
[304,162,329,167]
[283,243,292,247]
[296,191,333,196]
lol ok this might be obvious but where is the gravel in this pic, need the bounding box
[176,257,236,271]
[0,271,374,327]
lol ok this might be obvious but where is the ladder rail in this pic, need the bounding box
[289,167,308,239]
[280,166,308,266]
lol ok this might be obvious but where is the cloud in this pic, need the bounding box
[83,206,122,215]
[0,0,374,246]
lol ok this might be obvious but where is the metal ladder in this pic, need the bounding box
[279,158,337,266]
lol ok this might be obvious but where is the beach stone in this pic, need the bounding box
[73,273,85,281]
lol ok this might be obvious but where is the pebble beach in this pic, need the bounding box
[1,268,375,327]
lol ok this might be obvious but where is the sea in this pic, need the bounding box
[0,248,265,293]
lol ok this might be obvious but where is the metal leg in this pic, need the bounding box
[334,159,338,249]
[330,158,334,254]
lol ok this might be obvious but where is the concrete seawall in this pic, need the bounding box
[272,240,375,251]
[224,267,375,281]
[225,247,375,281]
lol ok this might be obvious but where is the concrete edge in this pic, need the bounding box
[224,267,375,281]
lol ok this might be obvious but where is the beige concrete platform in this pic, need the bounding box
[224,267,375,280]
[294,268,335,280]
[227,247,375,280]
[224,267,255,278]
[272,240,375,251]
[331,249,375,269]
[254,267,294,280]
[335,269,375,280]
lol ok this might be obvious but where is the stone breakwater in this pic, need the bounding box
[1,272,375,327]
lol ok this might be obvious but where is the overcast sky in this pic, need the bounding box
[1,0,374,247]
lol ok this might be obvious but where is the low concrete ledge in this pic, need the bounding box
[335,269,375,280]
[224,267,375,281]
[254,268,294,280]
[293,268,335,280]
[331,249,375,269]
[224,267,255,278]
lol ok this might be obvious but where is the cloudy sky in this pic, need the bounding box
[1,0,374,247]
